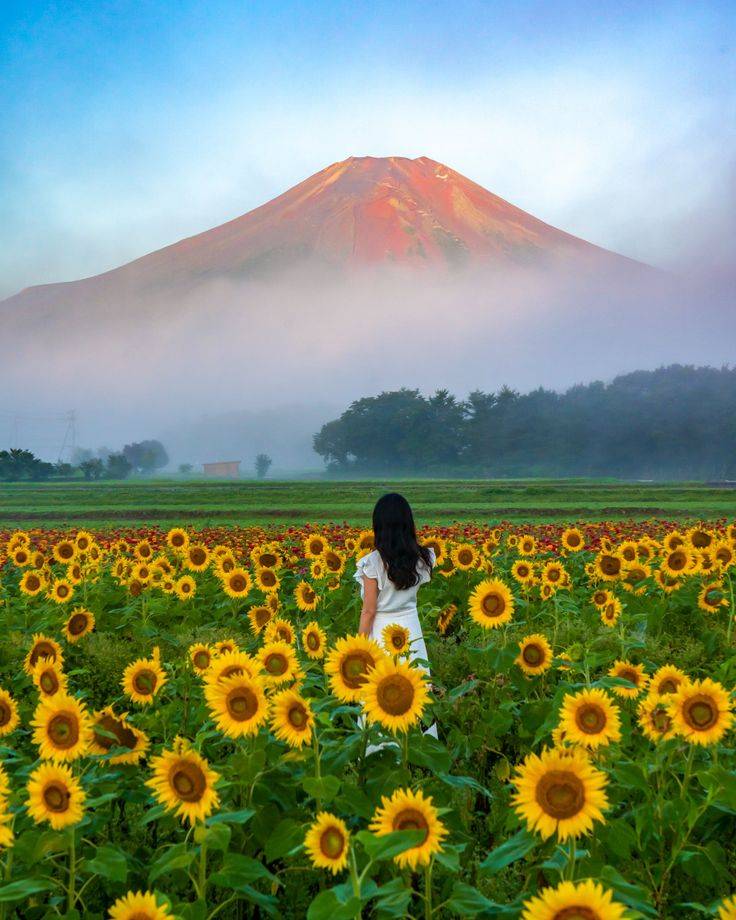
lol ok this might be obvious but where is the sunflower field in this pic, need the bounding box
[0,520,735,919]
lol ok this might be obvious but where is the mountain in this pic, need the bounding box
[2,156,644,316]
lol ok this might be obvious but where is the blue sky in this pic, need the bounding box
[1,0,734,297]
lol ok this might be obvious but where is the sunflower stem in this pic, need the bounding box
[424,858,434,919]
[566,837,576,880]
[313,730,322,811]
[348,847,362,918]
[198,835,208,902]
[67,828,76,913]
[401,730,409,774]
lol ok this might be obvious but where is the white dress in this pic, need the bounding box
[354,548,435,673]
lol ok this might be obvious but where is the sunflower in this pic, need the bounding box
[24,634,63,674]
[717,895,736,920]
[304,533,329,558]
[183,543,209,572]
[122,655,167,705]
[64,607,95,643]
[517,635,553,676]
[32,658,68,698]
[11,545,32,567]
[175,575,196,601]
[265,618,295,645]
[661,548,692,577]
[304,812,350,874]
[437,604,458,636]
[663,530,686,551]
[65,562,84,585]
[90,707,150,764]
[324,635,386,702]
[248,605,273,634]
[638,694,676,742]
[539,561,564,586]
[270,688,315,748]
[32,692,92,762]
[423,535,446,565]
[511,560,536,585]
[166,527,190,553]
[295,580,319,612]
[450,543,479,570]
[599,596,622,627]
[715,541,735,570]
[310,560,326,580]
[381,624,411,657]
[254,566,280,594]
[654,569,681,594]
[148,738,220,824]
[688,526,714,550]
[131,563,152,584]
[594,553,623,581]
[49,578,74,605]
[0,798,12,849]
[518,534,537,556]
[468,579,514,629]
[512,747,608,841]
[0,689,20,737]
[256,641,299,687]
[53,539,77,564]
[521,879,626,920]
[649,664,687,696]
[698,581,728,613]
[213,638,238,656]
[189,643,213,674]
[251,544,283,569]
[207,650,257,684]
[302,622,327,659]
[222,567,252,599]
[109,890,173,920]
[668,678,734,746]
[622,562,650,594]
[561,527,585,553]
[356,529,375,554]
[558,689,622,749]
[608,660,649,699]
[19,569,46,596]
[133,539,154,561]
[205,673,269,738]
[361,658,429,733]
[618,540,638,563]
[369,788,447,869]
[27,762,85,830]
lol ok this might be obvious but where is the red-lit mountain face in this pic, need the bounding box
[2,156,643,317]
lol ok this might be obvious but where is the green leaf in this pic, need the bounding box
[208,808,255,826]
[407,734,451,773]
[0,879,54,903]
[265,819,304,861]
[208,852,278,889]
[149,844,194,884]
[355,829,425,862]
[446,882,516,917]
[302,775,341,804]
[613,762,650,795]
[437,772,491,798]
[479,828,537,874]
[434,843,465,872]
[203,822,231,852]
[307,890,362,920]
[598,866,657,917]
[371,877,412,916]
[84,844,129,883]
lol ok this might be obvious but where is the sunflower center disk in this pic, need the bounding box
[341,653,373,688]
[31,644,56,667]
[0,703,10,727]
[481,594,504,617]
[43,783,70,813]
[40,672,59,694]
[171,762,206,801]
[231,576,247,591]
[522,645,543,666]
[320,827,345,859]
[536,771,585,819]
[265,654,287,675]
[553,908,600,920]
[133,670,157,695]
[307,634,319,650]
[376,675,415,716]
[227,688,259,721]
[658,680,677,694]
[575,705,606,734]
[95,715,137,750]
[288,704,308,729]
[194,652,210,669]
[685,697,718,730]
[48,713,80,749]
[394,808,429,844]
[68,614,87,634]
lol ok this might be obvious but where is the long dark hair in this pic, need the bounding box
[372,493,433,590]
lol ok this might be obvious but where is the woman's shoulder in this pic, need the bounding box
[354,550,386,583]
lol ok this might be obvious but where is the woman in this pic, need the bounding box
[355,492,435,674]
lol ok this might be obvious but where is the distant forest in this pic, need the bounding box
[312,365,736,479]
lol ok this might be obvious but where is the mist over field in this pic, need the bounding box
[0,257,733,470]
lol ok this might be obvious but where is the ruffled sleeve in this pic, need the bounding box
[418,547,436,585]
[354,550,386,592]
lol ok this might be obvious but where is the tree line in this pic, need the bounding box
[0,440,169,482]
[313,364,736,480]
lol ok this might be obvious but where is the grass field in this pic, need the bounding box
[0,478,733,528]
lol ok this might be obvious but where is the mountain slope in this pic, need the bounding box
[2,156,644,315]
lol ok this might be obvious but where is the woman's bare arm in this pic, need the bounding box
[358,576,378,636]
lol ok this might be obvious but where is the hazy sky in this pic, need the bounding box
[1,0,734,300]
